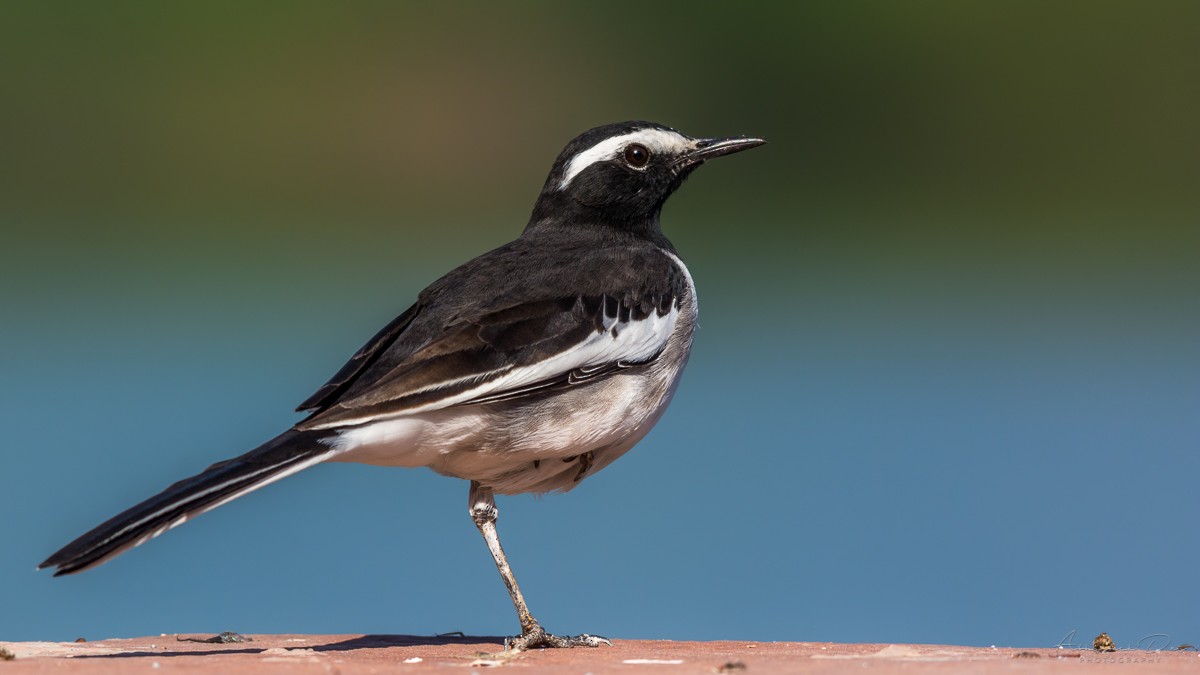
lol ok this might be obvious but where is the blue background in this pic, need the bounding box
[2,2,1197,648]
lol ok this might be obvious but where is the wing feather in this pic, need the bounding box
[299,293,678,429]
[295,233,690,430]
[295,303,421,413]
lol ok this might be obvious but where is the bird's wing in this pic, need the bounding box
[294,303,422,413]
[295,235,689,430]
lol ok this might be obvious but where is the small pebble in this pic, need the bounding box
[1093,633,1116,653]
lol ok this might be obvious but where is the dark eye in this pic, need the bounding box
[624,144,650,168]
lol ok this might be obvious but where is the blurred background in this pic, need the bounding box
[2,1,1197,649]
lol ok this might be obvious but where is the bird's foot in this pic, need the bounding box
[504,624,611,651]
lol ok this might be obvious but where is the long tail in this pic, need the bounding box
[39,429,336,576]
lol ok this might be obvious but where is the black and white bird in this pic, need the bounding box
[40,121,765,650]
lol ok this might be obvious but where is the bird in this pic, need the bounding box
[39,120,765,650]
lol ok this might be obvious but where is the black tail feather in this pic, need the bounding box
[39,429,333,576]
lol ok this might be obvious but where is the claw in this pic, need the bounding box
[505,624,612,651]
[571,634,613,648]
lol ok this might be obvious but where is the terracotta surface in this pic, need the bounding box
[2,634,1197,674]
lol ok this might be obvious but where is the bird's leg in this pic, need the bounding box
[468,481,537,635]
[468,480,611,651]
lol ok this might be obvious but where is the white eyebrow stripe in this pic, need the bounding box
[558,128,692,190]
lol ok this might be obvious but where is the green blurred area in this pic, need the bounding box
[1,1,1196,308]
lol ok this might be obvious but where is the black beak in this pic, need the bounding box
[676,136,766,168]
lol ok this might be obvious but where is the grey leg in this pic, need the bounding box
[468,481,611,651]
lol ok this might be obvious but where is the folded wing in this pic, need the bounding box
[298,290,680,429]
[295,233,691,431]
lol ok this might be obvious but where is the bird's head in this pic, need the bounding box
[527,121,765,239]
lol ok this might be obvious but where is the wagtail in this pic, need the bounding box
[40,121,765,650]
